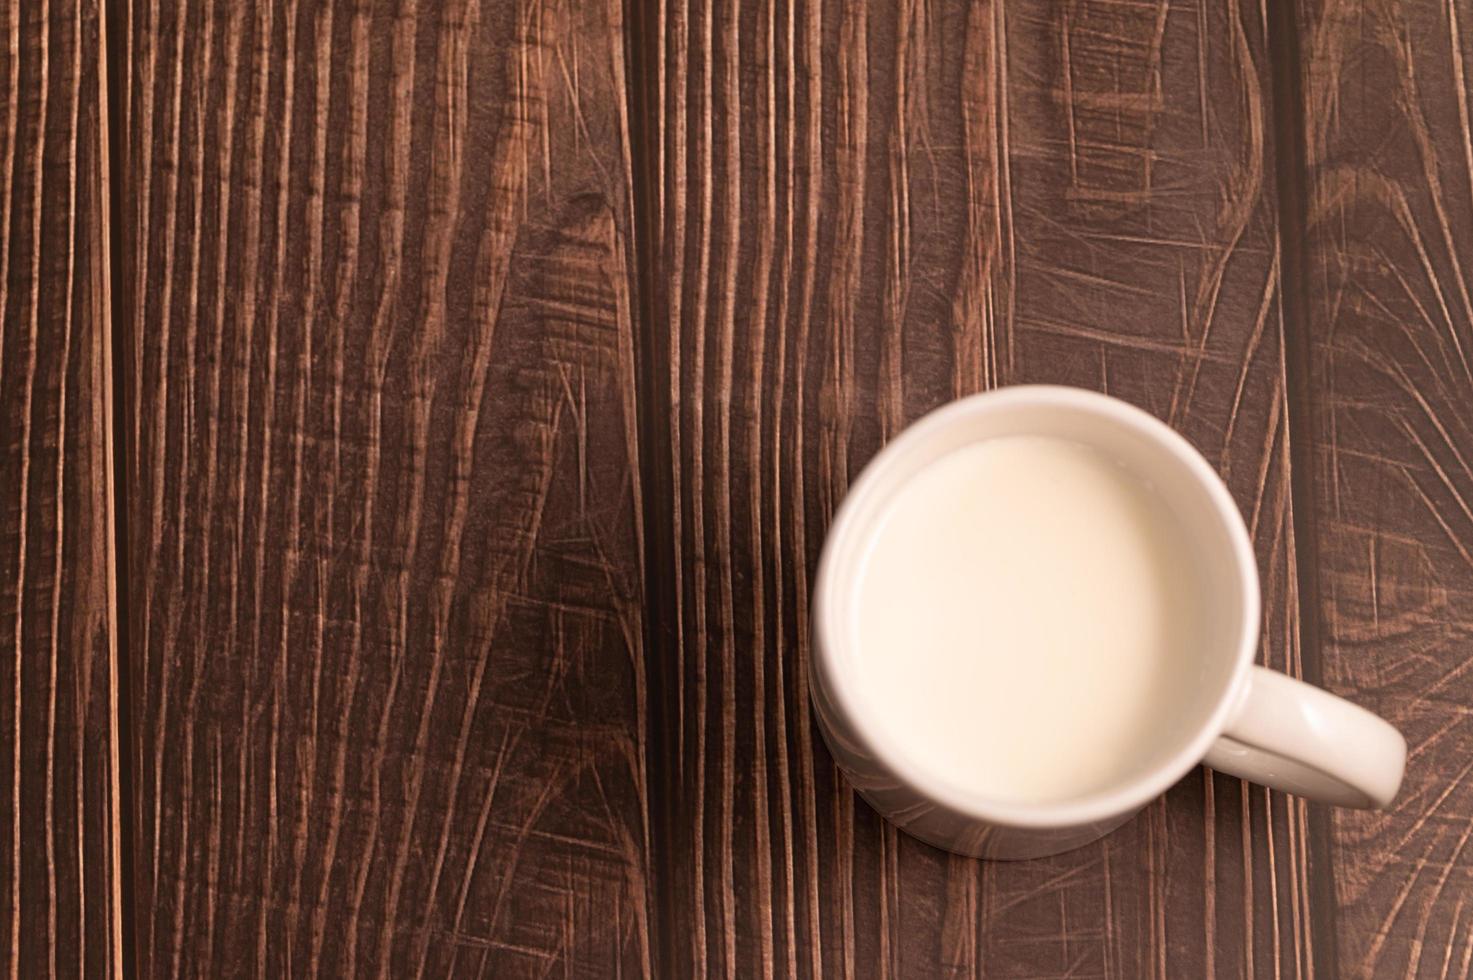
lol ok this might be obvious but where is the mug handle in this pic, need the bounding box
[1203,666,1406,809]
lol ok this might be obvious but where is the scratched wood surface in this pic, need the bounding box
[122,0,652,975]
[0,0,123,976]
[103,0,1473,976]
[631,0,1320,976]
[1290,0,1473,976]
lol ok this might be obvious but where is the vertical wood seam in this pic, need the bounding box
[100,0,133,971]
[1266,0,1339,976]
[620,0,678,976]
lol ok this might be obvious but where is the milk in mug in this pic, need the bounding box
[853,435,1207,805]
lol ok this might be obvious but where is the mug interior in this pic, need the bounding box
[815,386,1259,828]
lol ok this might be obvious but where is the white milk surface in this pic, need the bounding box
[854,435,1203,805]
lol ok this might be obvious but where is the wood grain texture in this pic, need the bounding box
[0,0,124,975]
[114,0,1473,973]
[633,0,1320,975]
[122,0,652,975]
[1293,0,1473,975]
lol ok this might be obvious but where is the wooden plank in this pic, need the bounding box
[122,0,652,974]
[1291,0,1473,975]
[0,0,123,976]
[633,0,1315,975]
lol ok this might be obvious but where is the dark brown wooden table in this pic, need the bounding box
[4,0,1472,975]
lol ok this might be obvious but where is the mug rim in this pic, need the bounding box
[811,385,1262,830]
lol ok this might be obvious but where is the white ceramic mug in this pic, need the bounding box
[811,386,1406,860]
